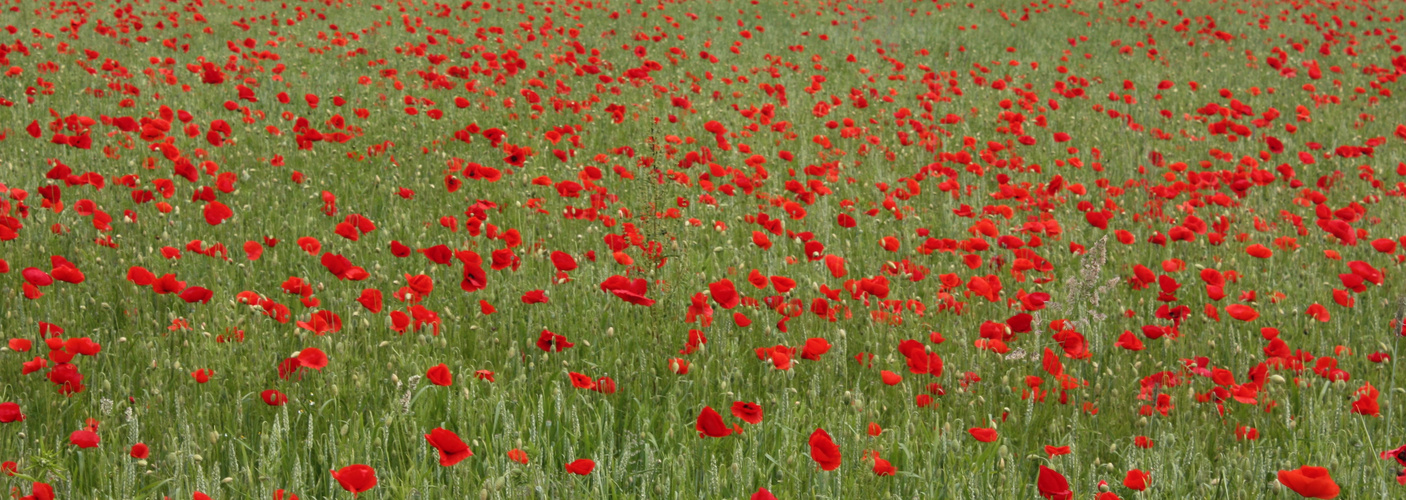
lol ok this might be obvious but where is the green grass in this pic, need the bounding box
[2,0,1406,498]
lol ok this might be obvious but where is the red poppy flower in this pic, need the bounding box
[24,483,55,500]
[746,269,767,289]
[1114,331,1145,351]
[50,265,83,285]
[243,241,264,261]
[1123,469,1150,491]
[261,389,288,406]
[1225,304,1259,322]
[69,429,100,448]
[152,274,187,295]
[535,330,574,352]
[733,312,751,327]
[859,449,892,476]
[330,464,377,496]
[507,448,529,465]
[730,402,763,424]
[569,372,596,390]
[709,279,740,309]
[1037,465,1073,500]
[762,346,793,371]
[298,237,322,255]
[1348,260,1384,285]
[668,358,691,374]
[550,251,578,272]
[127,266,156,286]
[296,310,342,335]
[427,364,453,386]
[22,357,48,375]
[203,201,232,225]
[801,337,831,360]
[190,369,212,383]
[565,458,595,475]
[1246,244,1273,258]
[1034,347,1063,376]
[521,290,548,304]
[180,286,214,304]
[276,356,305,380]
[968,427,999,443]
[389,311,411,334]
[752,231,773,250]
[1351,382,1380,417]
[678,329,708,355]
[424,428,473,466]
[21,268,53,287]
[130,443,149,459]
[356,289,383,313]
[599,275,655,306]
[1277,466,1339,499]
[695,406,734,438]
[320,253,369,281]
[1381,444,1406,467]
[0,402,24,423]
[808,428,841,471]
[297,348,329,370]
[1305,303,1331,322]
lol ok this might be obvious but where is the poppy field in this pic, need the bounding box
[5,0,1406,497]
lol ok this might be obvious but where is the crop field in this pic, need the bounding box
[3,0,1406,498]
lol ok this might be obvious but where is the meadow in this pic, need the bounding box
[2,0,1406,498]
